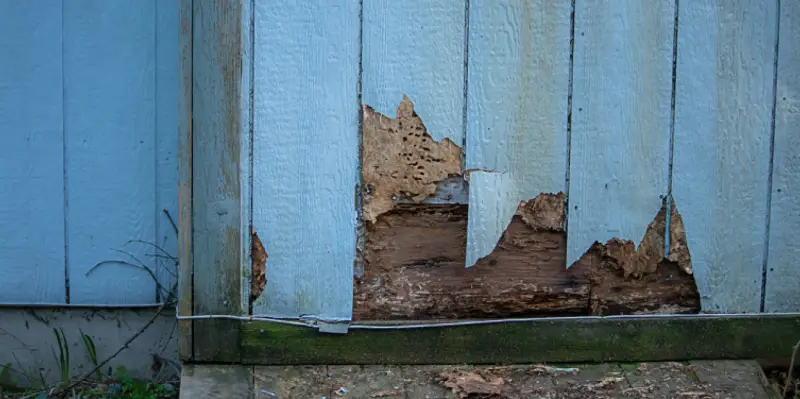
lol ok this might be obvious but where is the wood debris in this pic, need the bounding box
[439,369,506,398]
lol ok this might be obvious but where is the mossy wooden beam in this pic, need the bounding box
[189,0,247,362]
[232,315,800,365]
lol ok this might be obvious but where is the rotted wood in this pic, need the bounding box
[354,199,700,320]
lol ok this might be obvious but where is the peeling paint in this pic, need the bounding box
[361,96,463,224]
[249,228,267,306]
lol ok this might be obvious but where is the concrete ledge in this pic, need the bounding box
[179,364,253,399]
[0,307,179,388]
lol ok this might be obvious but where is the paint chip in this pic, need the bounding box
[361,95,462,224]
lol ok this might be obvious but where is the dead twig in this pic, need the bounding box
[126,239,178,263]
[163,209,178,236]
[86,260,171,300]
[784,339,800,397]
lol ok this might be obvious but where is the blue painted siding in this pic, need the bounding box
[0,1,66,304]
[3,0,798,314]
[362,0,466,145]
[673,0,777,313]
[763,0,798,312]
[566,0,675,269]
[251,0,361,320]
[464,0,571,267]
[0,0,178,305]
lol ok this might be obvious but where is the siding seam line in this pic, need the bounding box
[761,0,782,313]
[563,0,577,253]
[461,0,470,160]
[154,0,161,303]
[62,0,70,304]
[665,0,680,259]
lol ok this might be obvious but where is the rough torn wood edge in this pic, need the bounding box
[361,96,463,225]
[177,0,193,362]
[235,314,800,365]
[191,0,244,362]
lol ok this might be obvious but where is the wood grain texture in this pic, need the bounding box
[192,0,244,361]
[353,202,699,320]
[465,1,571,266]
[566,0,675,269]
[251,0,360,321]
[156,0,180,303]
[64,0,158,304]
[673,0,777,313]
[764,0,797,312]
[177,0,193,360]
[361,0,466,144]
[0,1,66,303]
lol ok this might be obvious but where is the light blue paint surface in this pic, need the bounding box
[0,1,178,305]
[674,0,777,313]
[465,0,571,267]
[251,0,360,320]
[566,0,674,268]
[361,0,466,144]
[64,0,158,304]
[765,0,800,312]
[0,1,66,303]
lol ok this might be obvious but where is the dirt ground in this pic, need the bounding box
[252,361,774,399]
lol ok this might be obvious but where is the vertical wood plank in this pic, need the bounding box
[252,0,360,320]
[64,0,158,304]
[566,0,674,268]
[177,0,194,360]
[464,0,572,267]
[192,0,245,361]
[765,0,799,312]
[362,0,466,144]
[156,0,180,303]
[0,1,66,303]
[673,0,777,313]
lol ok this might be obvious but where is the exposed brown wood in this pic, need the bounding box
[354,196,700,320]
[249,229,267,306]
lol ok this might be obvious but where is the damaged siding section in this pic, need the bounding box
[361,0,467,145]
[353,195,700,320]
[566,0,675,269]
[464,1,572,267]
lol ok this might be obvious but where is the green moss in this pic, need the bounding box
[230,315,800,365]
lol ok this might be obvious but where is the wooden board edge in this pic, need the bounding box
[177,0,193,362]
[233,314,800,365]
[238,0,253,318]
[190,0,245,362]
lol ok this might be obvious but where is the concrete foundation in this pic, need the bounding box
[0,307,179,388]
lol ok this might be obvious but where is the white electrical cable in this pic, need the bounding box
[175,311,800,331]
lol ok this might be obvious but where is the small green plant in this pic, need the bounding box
[51,327,70,386]
[79,330,101,380]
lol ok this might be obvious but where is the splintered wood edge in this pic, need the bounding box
[218,314,800,365]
